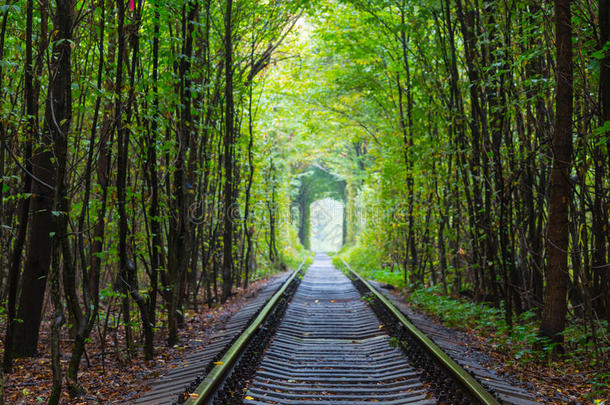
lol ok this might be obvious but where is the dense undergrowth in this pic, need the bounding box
[334,245,610,402]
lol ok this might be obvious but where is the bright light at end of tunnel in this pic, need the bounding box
[310,198,344,253]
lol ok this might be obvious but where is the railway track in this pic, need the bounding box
[133,272,292,404]
[169,254,537,405]
[241,256,436,404]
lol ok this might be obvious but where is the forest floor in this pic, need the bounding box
[2,277,275,404]
[4,273,607,404]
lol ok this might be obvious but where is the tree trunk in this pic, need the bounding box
[168,0,197,345]
[597,0,610,324]
[267,158,279,263]
[540,0,573,347]
[143,0,162,359]
[65,0,109,392]
[221,0,234,303]
[46,0,74,401]
[13,0,58,358]
[114,0,134,354]
[243,67,256,288]
[3,0,34,371]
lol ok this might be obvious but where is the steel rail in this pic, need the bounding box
[341,257,501,405]
[184,257,307,405]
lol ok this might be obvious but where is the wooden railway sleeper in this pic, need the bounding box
[178,261,306,405]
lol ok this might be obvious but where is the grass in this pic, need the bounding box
[333,244,407,288]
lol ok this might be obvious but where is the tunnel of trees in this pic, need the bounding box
[0,0,608,402]
[291,165,346,250]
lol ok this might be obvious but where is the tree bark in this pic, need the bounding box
[221,0,234,303]
[13,0,57,358]
[142,0,162,359]
[540,0,573,347]
[3,0,34,371]
[596,0,610,324]
[65,0,108,392]
[242,62,256,288]
[168,0,198,345]
[46,0,74,401]
[114,0,134,354]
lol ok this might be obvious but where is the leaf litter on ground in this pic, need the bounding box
[2,277,274,404]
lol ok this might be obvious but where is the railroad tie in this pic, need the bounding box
[243,255,436,404]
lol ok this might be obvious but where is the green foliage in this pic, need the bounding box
[360,293,376,305]
[334,244,406,289]
[0,0,608,400]
[409,285,502,332]
[588,372,610,400]
[407,286,610,390]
